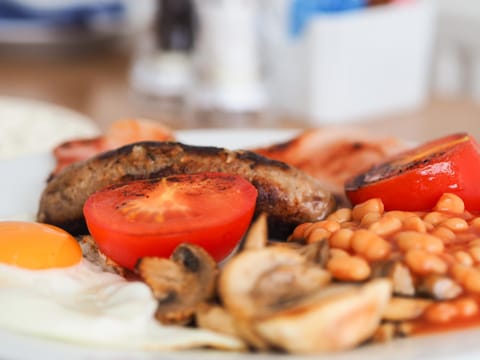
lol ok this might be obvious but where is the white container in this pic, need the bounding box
[433,0,480,100]
[264,0,436,124]
[191,0,267,112]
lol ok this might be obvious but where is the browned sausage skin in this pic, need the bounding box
[37,141,335,238]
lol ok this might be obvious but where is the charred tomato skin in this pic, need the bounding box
[345,133,480,211]
[83,172,258,269]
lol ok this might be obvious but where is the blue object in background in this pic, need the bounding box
[0,0,124,28]
[290,0,367,37]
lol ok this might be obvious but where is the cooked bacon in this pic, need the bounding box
[52,119,175,175]
[254,127,409,203]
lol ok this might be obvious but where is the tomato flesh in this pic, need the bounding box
[83,172,258,269]
[345,133,480,211]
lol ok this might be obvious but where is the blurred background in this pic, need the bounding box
[0,0,479,140]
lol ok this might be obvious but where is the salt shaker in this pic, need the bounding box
[190,0,267,118]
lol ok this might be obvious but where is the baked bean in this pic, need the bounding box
[329,248,350,258]
[440,217,469,232]
[340,221,357,229]
[298,195,480,328]
[395,231,444,254]
[468,246,480,263]
[288,222,312,242]
[369,215,402,236]
[455,297,479,317]
[470,217,480,229]
[303,221,335,240]
[439,252,457,267]
[454,251,474,267]
[352,198,384,221]
[452,264,480,293]
[423,297,477,322]
[434,193,465,214]
[402,216,427,233]
[311,220,340,233]
[329,228,354,250]
[384,210,417,221]
[304,220,340,243]
[469,238,480,248]
[327,255,371,281]
[351,229,391,261]
[463,211,475,221]
[452,233,477,245]
[405,249,448,275]
[327,208,352,223]
[424,302,458,323]
[360,212,382,228]
[430,226,456,243]
[306,228,331,244]
[424,212,449,226]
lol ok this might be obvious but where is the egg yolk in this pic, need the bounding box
[0,222,82,269]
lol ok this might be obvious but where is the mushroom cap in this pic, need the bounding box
[137,243,218,325]
[219,246,330,319]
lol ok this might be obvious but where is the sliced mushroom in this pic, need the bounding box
[396,321,414,337]
[219,247,327,318]
[242,213,269,250]
[266,240,330,267]
[372,322,396,343]
[243,213,330,266]
[136,243,218,325]
[251,264,332,311]
[383,297,432,321]
[195,303,243,340]
[254,279,392,353]
[372,260,415,296]
[417,275,463,300]
[219,246,391,353]
[372,321,415,343]
[297,239,330,266]
[219,246,331,351]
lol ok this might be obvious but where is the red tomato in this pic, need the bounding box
[83,172,257,269]
[345,133,480,211]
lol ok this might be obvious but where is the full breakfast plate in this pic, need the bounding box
[1,128,480,360]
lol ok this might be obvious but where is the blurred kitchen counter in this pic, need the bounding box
[0,50,479,142]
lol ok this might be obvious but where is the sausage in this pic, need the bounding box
[37,141,335,238]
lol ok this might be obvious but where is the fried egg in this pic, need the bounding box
[0,221,244,351]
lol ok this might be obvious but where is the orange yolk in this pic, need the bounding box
[0,222,82,269]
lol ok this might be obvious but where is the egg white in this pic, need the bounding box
[0,259,244,351]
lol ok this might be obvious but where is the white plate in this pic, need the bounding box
[0,96,100,160]
[0,128,479,360]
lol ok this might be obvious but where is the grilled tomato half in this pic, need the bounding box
[84,172,258,269]
[345,133,480,211]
